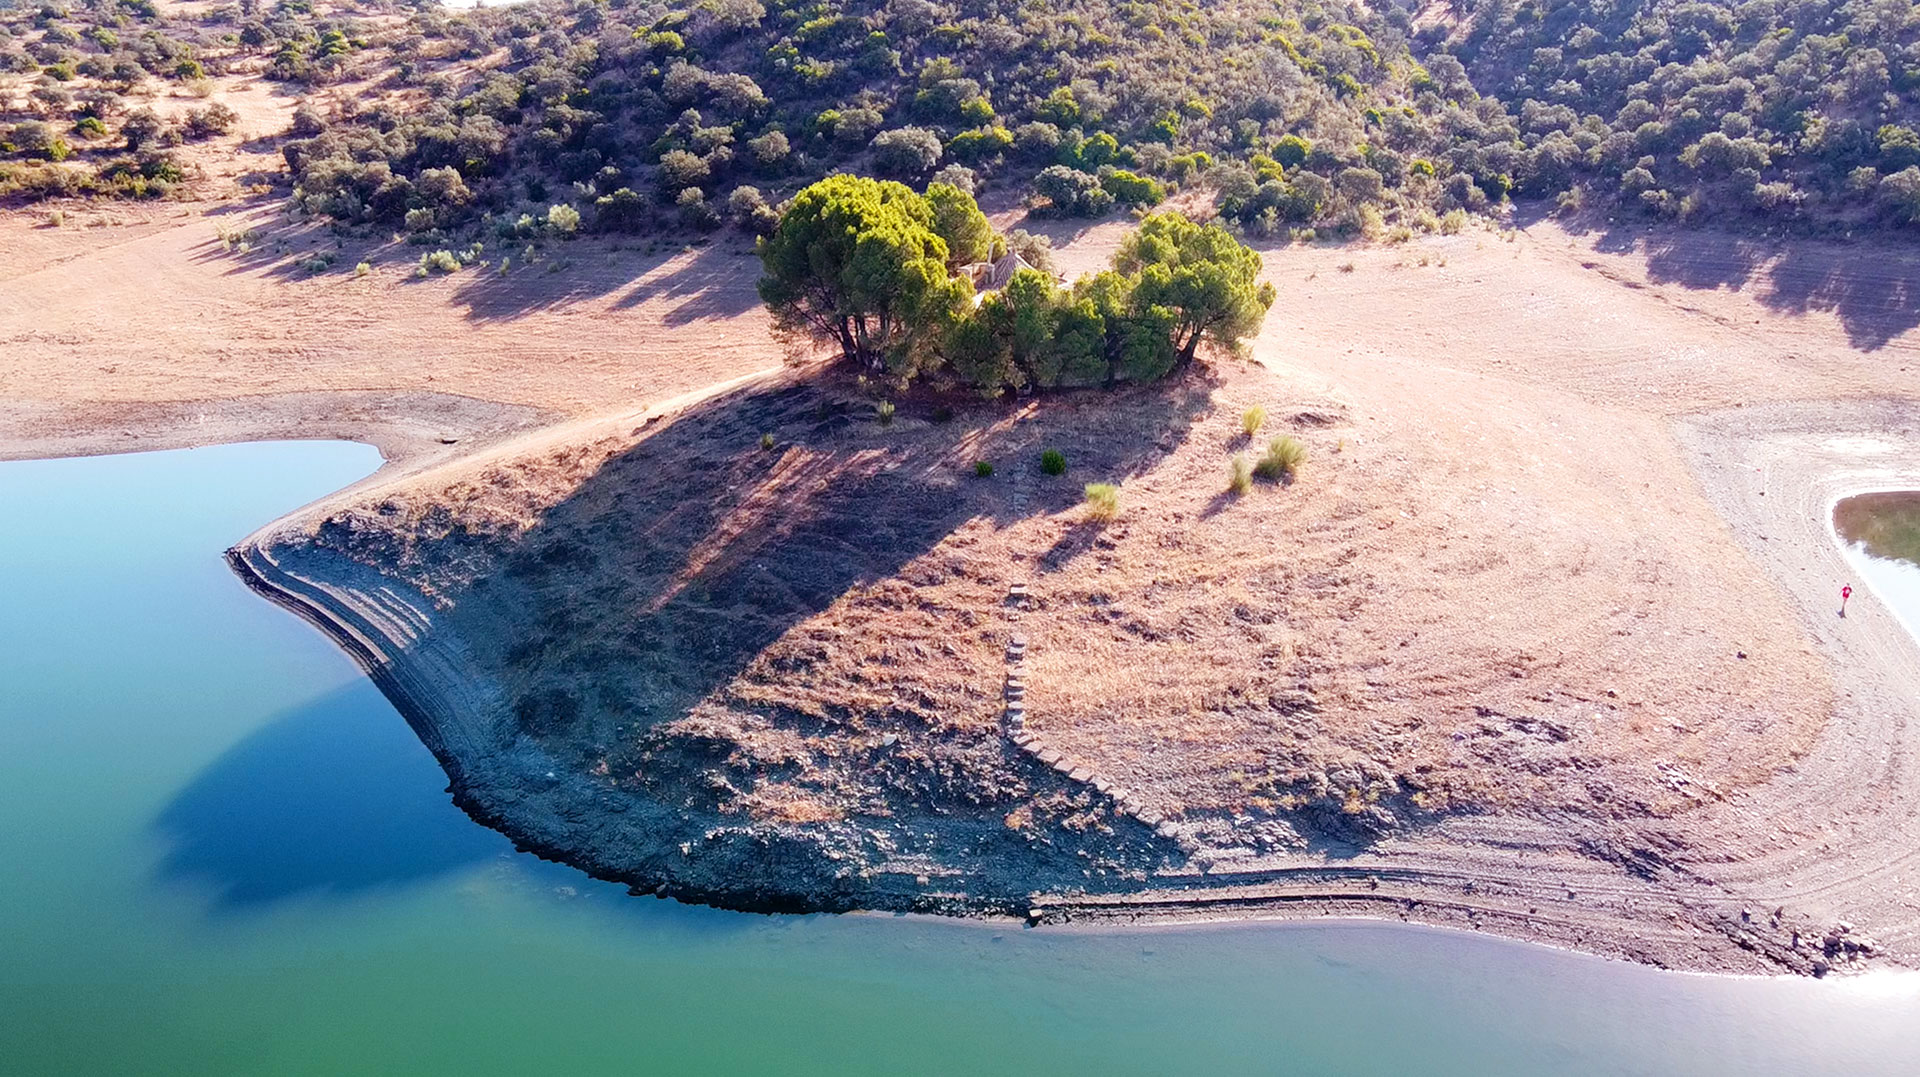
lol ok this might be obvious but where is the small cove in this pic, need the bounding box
[4,441,1920,1075]
[1836,491,1920,641]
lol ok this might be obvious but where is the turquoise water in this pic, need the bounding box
[5,442,1920,1076]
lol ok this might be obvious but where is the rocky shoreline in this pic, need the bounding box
[202,393,1920,977]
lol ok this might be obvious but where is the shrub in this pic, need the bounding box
[182,103,237,140]
[1083,483,1119,520]
[546,203,580,235]
[729,185,780,235]
[677,188,721,231]
[761,433,776,450]
[876,400,895,425]
[747,130,789,171]
[658,149,709,192]
[871,126,943,176]
[948,125,1013,163]
[1002,229,1055,273]
[1228,454,1252,494]
[930,163,977,194]
[106,107,159,154]
[1034,165,1112,216]
[1040,448,1066,475]
[418,249,461,275]
[1254,435,1305,480]
[1242,405,1266,437]
[974,460,994,477]
[354,261,371,277]
[1101,169,1165,206]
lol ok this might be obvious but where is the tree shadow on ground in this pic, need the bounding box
[183,195,415,285]
[442,369,1218,751]
[450,238,763,323]
[152,679,506,910]
[1549,208,1920,350]
[178,188,766,319]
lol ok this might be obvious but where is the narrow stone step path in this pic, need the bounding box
[997,554,1192,851]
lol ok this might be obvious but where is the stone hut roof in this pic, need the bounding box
[965,252,1039,293]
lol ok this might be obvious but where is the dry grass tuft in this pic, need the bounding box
[1228,454,1252,494]
[1241,404,1266,437]
[1254,435,1306,481]
[1083,482,1120,521]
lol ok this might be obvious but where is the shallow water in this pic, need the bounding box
[4,442,1920,1076]
[1836,491,1920,638]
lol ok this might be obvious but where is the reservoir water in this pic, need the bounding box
[5,442,1920,1075]
[1837,491,1920,643]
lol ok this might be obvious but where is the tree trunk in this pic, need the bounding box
[836,319,859,364]
[1177,325,1202,365]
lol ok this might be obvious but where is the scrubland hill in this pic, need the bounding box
[11,0,1917,236]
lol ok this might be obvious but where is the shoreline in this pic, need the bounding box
[197,393,1919,976]
[214,519,1882,974]
[5,390,1917,976]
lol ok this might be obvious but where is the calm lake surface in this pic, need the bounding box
[1837,491,1920,642]
[5,442,1920,1076]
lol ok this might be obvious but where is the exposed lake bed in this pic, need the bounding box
[6,440,1920,1074]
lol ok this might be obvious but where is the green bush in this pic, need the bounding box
[1254,436,1305,481]
[1083,483,1119,520]
[417,249,461,275]
[974,460,994,477]
[1242,405,1266,437]
[1040,449,1066,475]
[1100,169,1165,206]
[546,203,581,236]
[876,400,896,426]
[761,433,776,450]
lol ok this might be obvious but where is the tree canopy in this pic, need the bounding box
[756,174,969,378]
[925,181,992,267]
[1118,213,1277,365]
[759,176,1274,395]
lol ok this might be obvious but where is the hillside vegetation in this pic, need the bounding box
[4,0,1918,235]
[1422,0,1920,227]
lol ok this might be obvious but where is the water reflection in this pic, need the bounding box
[153,680,504,908]
[1835,491,1920,640]
[1835,491,1920,566]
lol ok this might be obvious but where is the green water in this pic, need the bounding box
[1837,491,1920,640]
[1837,492,1920,569]
[5,442,1920,1076]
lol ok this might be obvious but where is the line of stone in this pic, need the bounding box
[999,579,1187,848]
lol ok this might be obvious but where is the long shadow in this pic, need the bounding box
[178,188,764,312]
[1572,216,1920,350]
[442,371,1216,800]
[153,680,506,909]
[446,238,764,324]
[183,194,410,286]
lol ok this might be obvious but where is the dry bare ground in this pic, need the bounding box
[6,196,1920,974]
